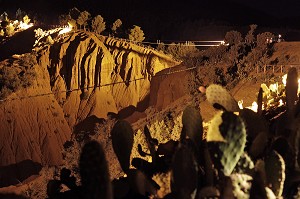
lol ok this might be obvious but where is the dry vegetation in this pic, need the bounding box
[0,53,37,99]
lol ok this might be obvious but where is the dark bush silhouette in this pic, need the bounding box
[47,141,112,199]
[46,67,300,199]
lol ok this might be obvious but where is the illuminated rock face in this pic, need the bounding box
[0,58,72,168]
[0,31,178,174]
[39,31,179,128]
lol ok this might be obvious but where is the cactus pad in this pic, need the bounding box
[205,84,240,112]
[171,144,198,198]
[206,111,226,142]
[207,112,247,176]
[197,186,220,198]
[265,187,276,199]
[265,150,286,197]
[286,67,298,110]
[79,140,112,199]
[111,120,134,173]
[230,173,252,199]
[233,152,254,175]
[182,105,203,145]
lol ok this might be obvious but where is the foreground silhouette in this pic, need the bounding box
[45,67,300,199]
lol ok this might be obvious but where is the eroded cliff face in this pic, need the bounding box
[101,36,179,110]
[39,31,179,128]
[0,30,179,187]
[0,57,72,186]
[39,32,116,128]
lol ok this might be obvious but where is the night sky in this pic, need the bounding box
[1,0,300,40]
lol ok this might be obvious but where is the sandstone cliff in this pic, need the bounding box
[0,30,179,186]
[39,31,180,128]
[0,57,72,186]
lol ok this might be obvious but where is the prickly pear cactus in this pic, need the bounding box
[205,84,240,112]
[233,152,254,175]
[249,170,267,199]
[197,186,220,198]
[286,67,298,111]
[230,173,252,199]
[79,140,113,199]
[239,108,269,159]
[257,87,263,115]
[265,150,286,197]
[265,187,276,199]
[285,67,300,170]
[171,144,198,198]
[182,105,203,145]
[111,120,134,173]
[206,111,226,142]
[127,169,158,196]
[207,112,247,176]
[292,185,300,199]
[239,108,269,140]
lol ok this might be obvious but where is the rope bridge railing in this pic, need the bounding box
[256,64,300,74]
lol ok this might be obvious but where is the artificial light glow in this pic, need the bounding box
[281,73,300,94]
[238,100,244,109]
[19,21,33,30]
[269,83,278,94]
[238,73,299,112]
[282,74,287,86]
[6,19,34,35]
[59,22,73,35]
[298,79,300,94]
[250,101,258,112]
[34,23,73,47]
[13,20,19,25]
[238,100,258,112]
[279,99,284,106]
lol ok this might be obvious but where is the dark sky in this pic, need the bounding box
[1,0,300,40]
[1,0,299,23]
[231,0,300,18]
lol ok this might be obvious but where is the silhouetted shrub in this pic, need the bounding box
[165,42,199,61]
[224,30,243,46]
[91,15,106,34]
[0,53,37,99]
[128,25,145,42]
[111,19,122,36]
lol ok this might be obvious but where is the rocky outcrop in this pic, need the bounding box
[149,64,192,110]
[101,36,180,111]
[39,31,180,128]
[0,30,179,186]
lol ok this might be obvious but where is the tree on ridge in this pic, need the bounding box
[128,25,145,42]
[91,15,106,34]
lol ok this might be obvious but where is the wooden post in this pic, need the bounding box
[256,65,259,73]
[272,65,275,73]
